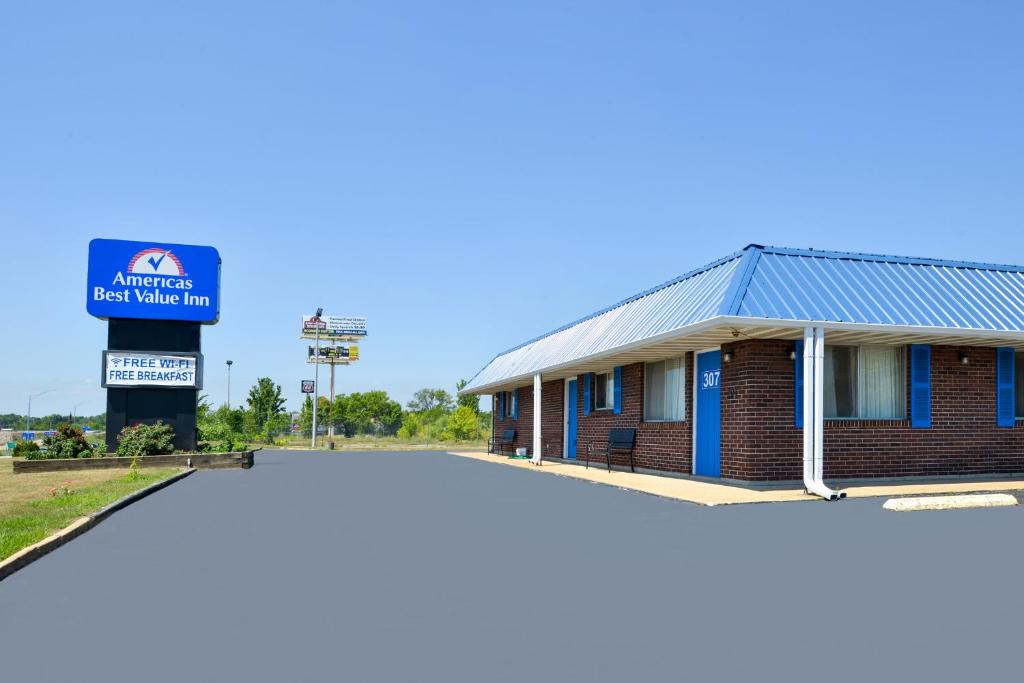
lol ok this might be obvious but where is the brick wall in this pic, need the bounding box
[721,339,1024,480]
[541,378,564,456]
[491,363,692,471]
[493,339,1024,480]
[570,361,693,473]
[491,379,564,456]
[492,386,531,453]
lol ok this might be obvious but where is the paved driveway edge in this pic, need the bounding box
[0,468,196,582]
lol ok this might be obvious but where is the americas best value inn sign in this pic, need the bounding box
[87,238,221,323]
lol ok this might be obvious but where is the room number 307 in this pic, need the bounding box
[701,370,721,389]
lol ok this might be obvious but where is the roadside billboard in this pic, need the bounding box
[307,345,360,361]
[300,315,367,342]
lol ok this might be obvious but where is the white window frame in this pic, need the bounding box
[644,356,686,422]
[594,372,614,410]
[825,344,906,420]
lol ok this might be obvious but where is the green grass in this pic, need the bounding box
[0,468,179,561]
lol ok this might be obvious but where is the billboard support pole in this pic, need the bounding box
[328,361,336,444]
[311,314,321,449]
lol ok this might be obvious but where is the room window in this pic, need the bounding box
[645,357,685,421]
[505,391,517,419]
[594,372,614,410]
[824,345,905,419]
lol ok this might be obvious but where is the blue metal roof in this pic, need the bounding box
[734,247,1024,329]
[463,245,1024,393]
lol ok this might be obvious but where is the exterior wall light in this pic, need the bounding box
[787,346,797,360]
[959,352,970,365]
[723,351,733,363]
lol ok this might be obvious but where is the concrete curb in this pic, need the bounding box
[883,493,1018,512]
[0,468,196,582]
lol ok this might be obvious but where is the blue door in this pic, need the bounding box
[566,379,578,459]
[695,351,721,477]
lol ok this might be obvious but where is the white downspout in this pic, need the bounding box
[531,373,543,465]
[803,326,846,500]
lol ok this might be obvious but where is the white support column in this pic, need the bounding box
[532,373,543,465]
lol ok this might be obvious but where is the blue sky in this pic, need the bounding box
[2,1,1022,417]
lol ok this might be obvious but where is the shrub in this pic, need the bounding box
[397,413,423,439]
[198,405,250,452]
[13,440,42,459]
[42,424,93,459]
[116,422,175,458]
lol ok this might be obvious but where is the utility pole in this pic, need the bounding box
[226,359,233,407]
[311,307,322,449]
[26,389,53,431]
[70,401,84,424]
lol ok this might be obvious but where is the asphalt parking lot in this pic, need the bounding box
[2,450,1021,682]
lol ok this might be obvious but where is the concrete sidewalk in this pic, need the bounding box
[448,450,1024,505]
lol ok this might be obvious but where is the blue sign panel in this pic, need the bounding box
[86,239,221,323]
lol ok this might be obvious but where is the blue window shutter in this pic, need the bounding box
[498,392,505,420]
[910,344,931,429]
[997,347,1015,428]
[512,389,519,420]
[794,340,804,427]
[583,373,592,416]
[613,366,623,414]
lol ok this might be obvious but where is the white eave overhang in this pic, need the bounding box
[461,315,1024,395]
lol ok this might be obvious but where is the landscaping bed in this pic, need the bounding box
[13,451,253,473]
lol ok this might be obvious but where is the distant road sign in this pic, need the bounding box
[301,380,315,393]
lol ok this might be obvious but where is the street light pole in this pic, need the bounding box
[311,307,322,449]
[226,360,233,408]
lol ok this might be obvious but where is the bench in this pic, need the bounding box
[586,428,637,472]
[488,429,516,456]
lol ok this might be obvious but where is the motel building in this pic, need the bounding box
[460,244,1024,499]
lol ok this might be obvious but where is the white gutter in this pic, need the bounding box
[802,326,846,501]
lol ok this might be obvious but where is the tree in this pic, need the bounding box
[397,412,423,439]
[455,379,479,413]
[407,388,453,413]
[444,406,480,441]
[197,394,212,421]
[246,378,286,430]
[299,395,314,436]
[347,391,403,435]
[198,404,249,449]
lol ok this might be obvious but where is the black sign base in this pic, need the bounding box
[105,319,201,453]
